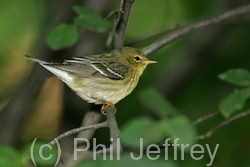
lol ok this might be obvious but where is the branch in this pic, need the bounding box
[114,0,135,48]
[49,121,107,145]
[105,1,125,48]
[61,107,120,167]
[53,107,121,167]
[104,8,122,21]
[142,3,250,56]
[76,111,102,140]
[105,106,122,153]
[125,28,175,48]
[49,107,121,153]
[196,109,250,140]
[193,111,220,125]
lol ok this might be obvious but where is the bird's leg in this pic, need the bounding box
[89,96,117,115]
[101,102,117,115]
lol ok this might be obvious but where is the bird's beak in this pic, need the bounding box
[145,60,158,65]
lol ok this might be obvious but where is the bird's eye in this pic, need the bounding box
[134,56,140,61]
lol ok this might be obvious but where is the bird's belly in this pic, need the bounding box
[69,77,138,105]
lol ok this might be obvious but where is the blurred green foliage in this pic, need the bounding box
[47,24,79,50]
[0,146,23,167]
[46,6,113,50]
[0,0,45,63]
[21,139,58,166]
[74,154,177,167]
[73,6,112,31]
[218,69,250,118]
[139,88,179,117]
[218,68,250,87]
[1,0,250,167]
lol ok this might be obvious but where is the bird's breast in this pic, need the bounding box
[68,74,139,105]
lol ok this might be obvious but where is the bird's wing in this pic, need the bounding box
[25,55,128,81]
[69,57,128,80]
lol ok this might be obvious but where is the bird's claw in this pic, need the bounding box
[101,102,117,115]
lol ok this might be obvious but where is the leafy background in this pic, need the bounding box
[1,0,250,166]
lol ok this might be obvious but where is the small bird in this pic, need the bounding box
[25,47,157,114]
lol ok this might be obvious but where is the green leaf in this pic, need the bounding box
[0,145,22,167]
[159,116,197,147]
[120,117,163,148]
[73,6,100,18]
[218,69,250,87]
[73,6,112,31]
[22,139,58,166]
[74,17,112,31]
[74,154,177,167]
[46,23,79,50]
[219,87,250,118]
[110,155,177,167]
[139,87,179,117]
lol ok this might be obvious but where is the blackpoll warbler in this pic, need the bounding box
[25,47,157,114]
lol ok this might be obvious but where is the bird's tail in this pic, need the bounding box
[25,55,74,84]
[25,55,51,64]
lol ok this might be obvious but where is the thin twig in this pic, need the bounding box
[76,111,102,139]
[96,147,111,154]
[193,111,220,125]
[105,1,125,48]
[64,107,121,166]
[143,3,250,56]
[114,0,135,48]
[60,112,101,166]
[104,7,119,20]
[196,109,250,140]
[49,121,108,145]
[125,28,175,47]
[116,0,125,24]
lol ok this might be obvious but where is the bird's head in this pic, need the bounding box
[115,47,157,76]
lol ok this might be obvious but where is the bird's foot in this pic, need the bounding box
[89,96,117,115]
[101,102,117,115]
